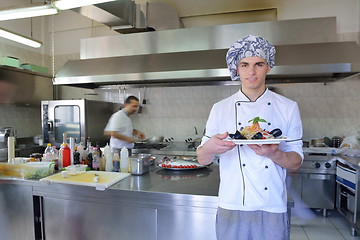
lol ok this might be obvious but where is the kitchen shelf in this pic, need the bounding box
[337,207,359,236]
[0,65,52,78]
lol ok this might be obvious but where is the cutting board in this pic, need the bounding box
[40,171,130,190]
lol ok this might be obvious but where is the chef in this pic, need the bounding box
[197,35,303,240]
[104,95,145,152]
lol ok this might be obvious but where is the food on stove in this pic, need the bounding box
[229,117,283,140]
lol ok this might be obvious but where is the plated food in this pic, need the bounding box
[158,157,208,170]
[229,117,283,140]
[227,117,286,144]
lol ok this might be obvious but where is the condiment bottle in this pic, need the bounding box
[113,152,120,172]
[104,143,113,172]
[62,144,71,168]
[120,147,129,173]
[73,148,80,165]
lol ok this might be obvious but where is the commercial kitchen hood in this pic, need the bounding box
[71,0,181,33]
[54,17,360,88]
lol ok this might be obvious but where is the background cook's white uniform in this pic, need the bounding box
[104,109,134,149]
[201,89,303,213]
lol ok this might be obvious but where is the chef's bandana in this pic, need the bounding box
[226,35,276,81]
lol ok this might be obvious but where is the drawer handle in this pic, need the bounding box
[309,174,331,180]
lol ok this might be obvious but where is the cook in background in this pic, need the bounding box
[197,35,303,240]
[104,95,145,154]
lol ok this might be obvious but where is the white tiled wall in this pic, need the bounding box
[97,74,360,142]
[0,106,41,138]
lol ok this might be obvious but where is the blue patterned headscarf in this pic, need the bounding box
[226,35,276,81]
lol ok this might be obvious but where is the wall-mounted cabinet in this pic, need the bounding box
[0,66,53,106]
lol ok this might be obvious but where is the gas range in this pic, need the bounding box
[300,148,337,174]
[133,142,167,150]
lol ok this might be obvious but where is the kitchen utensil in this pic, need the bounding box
[138,88,143,113]
[332,136,342,148]
[129,154,151,175]
[142,87,147,104]
[323,137,332,147]
[146,136,164,144]
[33,135,43,145]
[311,138,325,147]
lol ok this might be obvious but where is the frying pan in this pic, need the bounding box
[145,136,164,144]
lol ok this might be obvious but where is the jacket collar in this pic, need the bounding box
[235,88,269,102]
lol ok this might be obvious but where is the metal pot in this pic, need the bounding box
[129,154,151,175]
[311,138,325,147]
[145,136,164,144]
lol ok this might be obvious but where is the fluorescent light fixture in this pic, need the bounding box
[0,28,42,48]
[0,4,58,21]
[53,0,116,10]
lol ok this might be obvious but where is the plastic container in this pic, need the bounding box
[20,63,48,74]
[65,164,87,175]
[21,162,55,179]
[0,56,19,68]
[42,143,53,162]
[120,147,129,173]
[77,142,85,163]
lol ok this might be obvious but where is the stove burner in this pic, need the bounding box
[134,143,167,150]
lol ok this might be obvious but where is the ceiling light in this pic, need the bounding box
[0,28,42,48]
[0,4,58,21]
[53,0,116,10]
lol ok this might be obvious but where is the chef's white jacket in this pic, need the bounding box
[201,89,303,213]
[104,109,134,149]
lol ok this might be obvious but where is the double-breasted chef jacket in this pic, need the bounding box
[201,88,303,213]
[104,109,134,150]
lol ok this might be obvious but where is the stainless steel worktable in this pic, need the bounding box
[0,161,294,240]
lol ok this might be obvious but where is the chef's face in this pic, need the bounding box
[124,100,139,115]
[237,56,271,92]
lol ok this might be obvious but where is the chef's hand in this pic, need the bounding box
[248,144,279,158]
[197,132,236,165]
[207,132,236,154]
[133,129,145,139]
[137,132,145,139]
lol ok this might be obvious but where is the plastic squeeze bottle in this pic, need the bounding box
[104,143,113,172]
[42,143,52,162]
[62,144,71,168]
[120,147,129,173]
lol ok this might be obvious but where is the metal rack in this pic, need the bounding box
[336,161,360,236]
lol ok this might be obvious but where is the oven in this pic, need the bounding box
[41,100,119,147]
[287,149,337,217]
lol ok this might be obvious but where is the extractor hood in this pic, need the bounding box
[54,17,360,88]
[71,0,181,34]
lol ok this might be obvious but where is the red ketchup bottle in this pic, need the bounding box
[62,144,71,168]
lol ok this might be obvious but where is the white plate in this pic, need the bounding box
[157,159,208,170]
[158,165,208,171]
[225,137,288,145]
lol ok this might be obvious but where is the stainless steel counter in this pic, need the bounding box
[0,158,295,240]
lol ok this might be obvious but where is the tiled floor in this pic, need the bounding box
[291,209,360,240]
